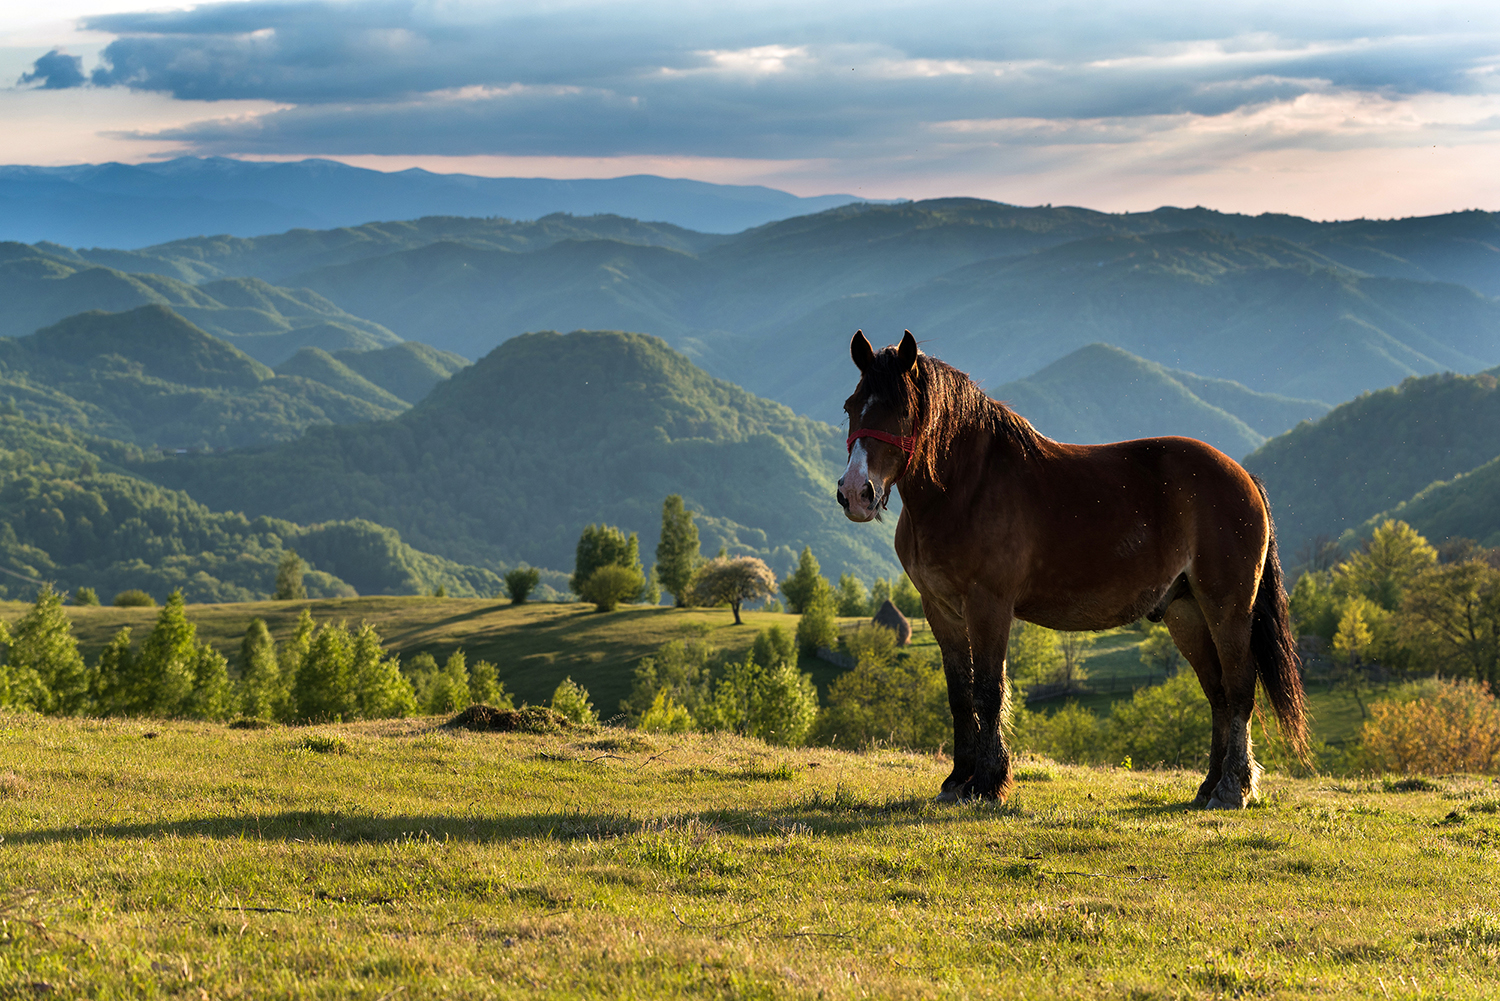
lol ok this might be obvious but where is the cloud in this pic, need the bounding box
[64,0,1500,166]
[18,49,87,89]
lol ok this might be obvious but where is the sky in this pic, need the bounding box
[2,0,1498,219]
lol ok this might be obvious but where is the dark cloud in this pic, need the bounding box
[75,0,1500,158]
[18,49,87,90]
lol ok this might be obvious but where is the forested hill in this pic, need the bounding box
[1244,368,1500,549]
[0,416,504,602]
[144,330,901,581]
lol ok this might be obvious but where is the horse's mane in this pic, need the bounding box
[859,346,1047,486]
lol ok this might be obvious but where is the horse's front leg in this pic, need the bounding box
[960,596,1015,803]
[925,603,975,802]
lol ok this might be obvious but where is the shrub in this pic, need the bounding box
[238,618,285,721]
[1105,670,1212,769]
[580,563,647,612]
[1358,677,1500,774]
[571,524,643,596]
[624,637,716,722]
[813,643,950,750]
[1012,701,1106,764]
[351,623,417,719]
[505,567,541,605]
[409,651,472,715]
[113,589,156,608]
[551,676,599,726]
[466,658,512,709]
[698,630,819,746]
[291,621,357,723]
[72,587,100,607]
[794,580,838,655]
[274,550,308,601]
[2,584,88,714]
[640,692,695,733]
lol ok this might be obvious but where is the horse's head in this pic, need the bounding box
[838,329,919,522]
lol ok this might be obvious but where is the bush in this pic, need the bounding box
[550,676,599,726]
[113,589,156,608]
[813,643,950,750]
[1012,702,1106,764]
[2,584,88,714]
[580,563,647,612]
[505,567,541,605]
[1358,677,1500,774]
[624,638,716,722]
[72,587,100,607]
[698,630,819,746]
[640,692,695,733]
[1105,671,1212,769]
[794,580,838,654]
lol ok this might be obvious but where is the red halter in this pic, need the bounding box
[846,429,916,457]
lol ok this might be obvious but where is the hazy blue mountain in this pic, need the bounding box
[990,344,1329,457]
[0,242,399,365]
[0,306,406,448]
[0,157,871,246]
[1244,370,1500,549]
[333,342,469,404]
[273,349,410,411]
[143,330,902,582]
[1355,454,1500,550]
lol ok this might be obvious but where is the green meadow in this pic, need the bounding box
[3,711,1499,1000]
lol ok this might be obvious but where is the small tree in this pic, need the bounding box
[780,547,823,614]
[292,622,357,723]
[238,618,285,721]
[571,524,643,595]
[623,637,716,722]
[420,650,472,714]
[351,623,418,719]
[1056,631,1095,691]
[1137,621,1182,678]
[505,567,541,605]
[1007,621,1065,690]
[274,550,307,601]
[891,575,924,619]
[89,627,134,717]
[4,584,88,715]
[581,563,647,612]
[689,556,778,625]
[113,589,155,608]
[656,495,701,606]
[640,692,695,733]
[1106,672,1213,769]
[183,646,236,721]
[466,658,512,709]
[278,608,316,705]
[795,579,838,654]
[698,638,818,746]
[551,676,598,725]
[835,573,870,617]
[813,642,950,750]
[133,590,199,717]
[73,587,100,607]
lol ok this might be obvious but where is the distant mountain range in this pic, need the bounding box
[0,157,872,247]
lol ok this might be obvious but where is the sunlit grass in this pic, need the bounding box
[3,712,1497,998]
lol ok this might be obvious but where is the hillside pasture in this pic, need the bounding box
[2,713,1497,999]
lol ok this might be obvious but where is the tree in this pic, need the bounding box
[571,524,642,595]
[813,639,950,750]
[1106,672,1213,768]
[1336,520,1437,612]
[689,556,778,625]
[274,549,307,601]
[581,563,647,612]
[551,676,598,725]
[1332,597,1377,717]
[466,658,511,709]
[4,584,88,714]
[795,579,838,654]
[278,608,316,703]
[352,623,418,718]
[1056,631,1095,690]
[419,650,472,715]
[1400,561,1500,685]
[656,495,701,606]
[292,622,357,723]
[238,618,285,721]
[699,642,819,746]
[1013,701,1106,764]
[835,573,870,617]
[623,637,716,722]
[133,590,200,716]
[504,566,541,605]
[183,646,235,721]
[73,587,100,607]
[780,547,823,614]
[1137,622,1183,678]
[891,575,924,619]
[1007,621,1065,689]
[89,627,134,717]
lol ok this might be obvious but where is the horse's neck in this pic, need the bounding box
[902,409,1030,512]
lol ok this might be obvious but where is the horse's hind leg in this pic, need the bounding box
[1163,599,1231,806]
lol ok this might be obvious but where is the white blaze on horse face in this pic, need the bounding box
[841,440,874,519]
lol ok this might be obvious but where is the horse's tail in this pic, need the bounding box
[1249,475,1310,761]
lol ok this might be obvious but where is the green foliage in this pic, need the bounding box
[656,495,701,606]
[698,643,819,747]
[780,547,823,614]
[465,658,512,710]
[183,645,236,722]
[1290,570,1341,640]
[689,556,779,625]
[291,622,358,723]
[1106,671,1213,769]
[134,591,200,717]
[1008,621,1065,689]
[623,638,716,722]
[639,692,694,733]
[890,575,924,619]
[750,625,797,672]
[1137,622,1182,677]
[1,584,88,714]
[835,573,870,617]
[351,624,418,719]
[88,627,134,717]
[274,550,308,600]
[1012,702,1106,764]
[1335,520,1437,612]
[550,676,598,726]
[1400,560,1500,684]
[581,563,647,613]
[813,640,950,750]
[237,618,285,721]
[113,590,156,608]
[572,524,643,595]
[504,567,541,605]
[278,608,315,699]
[72,587,99,606]
[795,579,838,655]
[868,577,892,612]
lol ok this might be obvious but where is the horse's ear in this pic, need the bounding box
[851,329,875,372]
[897,330,918,373]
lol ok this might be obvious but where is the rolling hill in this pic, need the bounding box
[142,329,902,582]
[1244,368,1500,549]
[991,344,1329,457]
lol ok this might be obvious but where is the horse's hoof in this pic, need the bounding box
[934,788,960,804]
[1205,794,1246,810]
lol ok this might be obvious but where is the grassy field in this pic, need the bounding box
[3,712,1498,999]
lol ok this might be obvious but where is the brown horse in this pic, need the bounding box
[836,330,1308,807]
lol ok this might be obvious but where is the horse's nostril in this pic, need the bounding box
[860,482,875,503]
[837,476,844,488]
[836,489,849,509]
